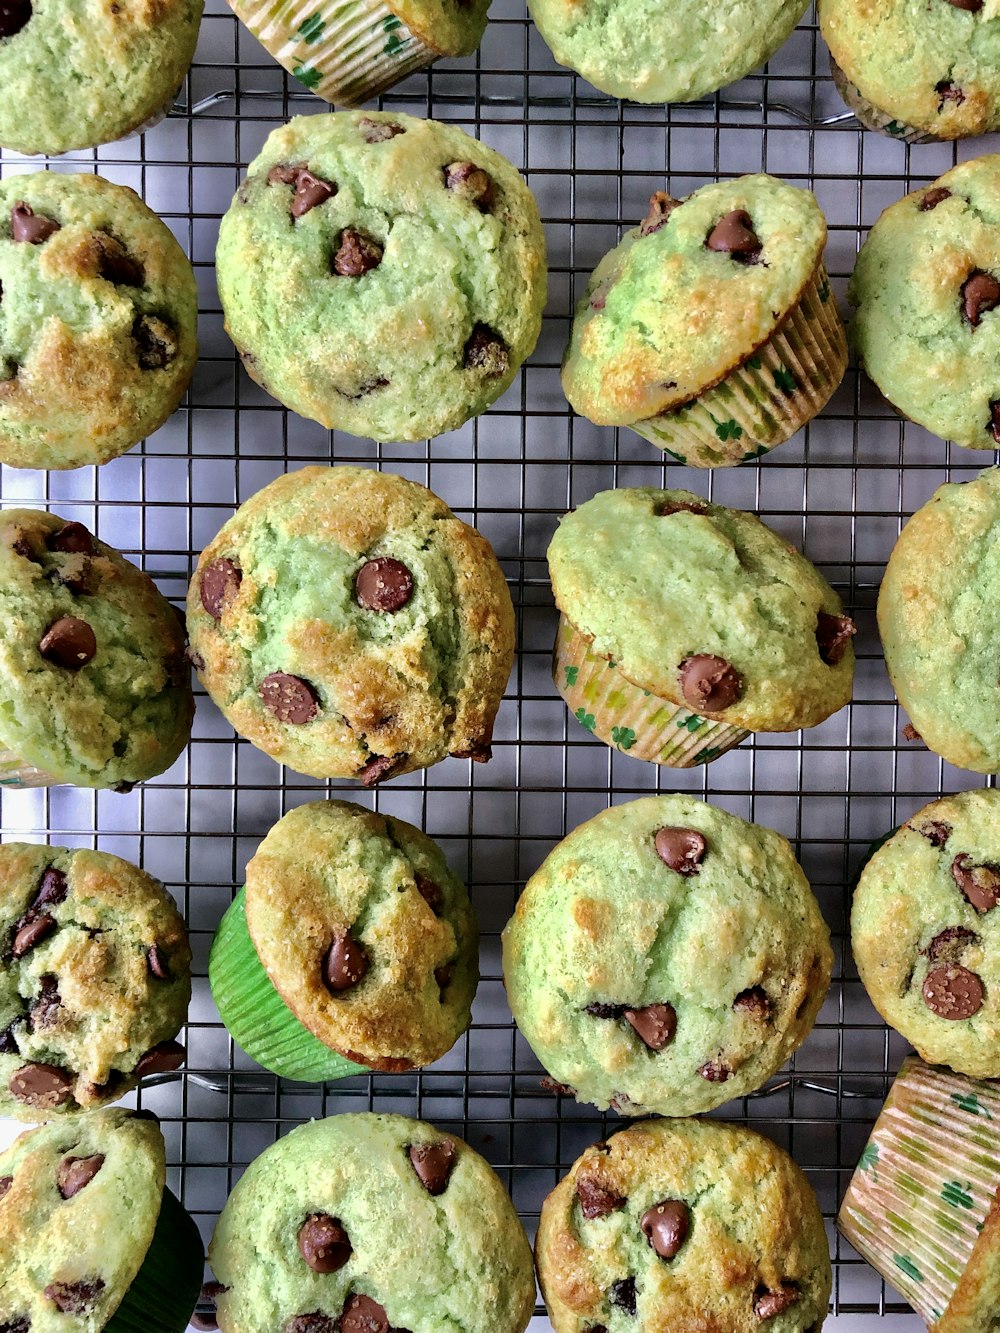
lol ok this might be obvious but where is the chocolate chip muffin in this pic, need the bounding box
[208,1112,536,1333]
[852,790,1000,1079]
[502,795,833,1118]
[0,173,198,471]
[216,112,546,443]
[879,467,1000,772]
[0,1107,203,1333]
[187,466,515,783]
[548,487,855,768]
[209,800,478,1081]
[526,0,808,102]
[0,509,194,789]
[0,843,190,1121]
[562,176,846,466]
[850,157,1000,449]
[0,0,202,155]
[536,1118,832,1333]
[821,0,1000,142]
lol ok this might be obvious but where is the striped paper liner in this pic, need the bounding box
[829,56,937,145]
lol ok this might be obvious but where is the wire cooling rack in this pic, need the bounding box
[2,2,998,1326]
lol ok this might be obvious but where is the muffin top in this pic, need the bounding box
[0,173,198,471]
[502,795,833,1118]
[853,789,1000,1079]
[0,843,190,1121]
[878,467,1000,772]
[0,1108,167,1333]
[216,112,546,443]
[548,487,855,733]
[0,0,202,156]
[850,157,1000,449]
[821,0,1000,139]
[526,0,808,103]
[209,1112,536,1333]
[0,509,194,789]
[536,1118,832,1333]
[243,800,478,1070]
[187,466,515,782]
[562,177,827,426]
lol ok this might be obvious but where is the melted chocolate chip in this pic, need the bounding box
[0,1176,11,1200]
[449,741,492,762]
[443,162,495,212]
[359,118,404,143]
[0,1025,17,1053]
[355,558,413,613]
[754,1284,800,1321]
[285,1318,339,1333]
[916,821,951,847]
[902,723,922,741]
[609,1278,636,1317]
[147,945,170,979]
[434,961,454,993]
[57,1154,105,1199]
[49,522,93,555]
[988,400,1000,443]
[292,171,337,218]
[655,499,706,516]
[12,912,55,958]
[733,986,772,1020]
[39,616,96,669]
[624,1003,677,1051]
[926,926,978,963]
[323,929,368,991]
[920,187,952,211]
[134,1039,185,1079]
[341,1295,390,1333]
[11,202,59,244]
[44,1281,105,1316]
[298,1214,352,1273]
[95,233,144,286]
[816,611,856,666]
[415,874,444,914]
[937,80,966,104]
[333,229,383,277]
[267,164,302,186]
[9,1062,72,1109]
[260,672,320,724]
[357,753,405,786]
[943,0,983,8]
[540,1076,575,1096]
[132,314,177,369]
[951,854,1000,913]
[463,325,509,377]
[641,1199,689,1259]
[585,1002,627,1019]
[706,210,761,262]
[678,655,743,712]
[30,974,61,1030]
[409,1141,456,1195]
[653,827,706,876]
[200,558,242,620]
[962,271,1000,326]
[335,376,389,399]
[640,192,680,237]
[698,1059,732,1083]
[576,1175,624,1219]
[923,964,985,1019]
[0,0,32,38]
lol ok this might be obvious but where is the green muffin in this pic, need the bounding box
[0,173,198,471]
[217,111,546,443]
[0,509,194,790]
[187,466,515,783]
[526,0,808,103]
[562,176,846,466]
[0,0,203,155]
[879,467,1000,773]
[537,1119,832,1333]
[821,0,1000,142]
[209,1112,536,1333]
[850,156,1000,449]
[548,487,855,767]
[210,800,478,1081]
[853,790,1000,1079]
[502,795,833,1118]
[0,843,190,1121]
[0,1108,203,1333]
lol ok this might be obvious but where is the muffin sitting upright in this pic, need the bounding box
[562,176,846,466]
[548,487,855,767]
[187,466,514,783]
[0,174,198,471]
[217,112,546,443]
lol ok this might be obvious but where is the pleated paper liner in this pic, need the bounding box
[838,1057,1000,1328]
[209,886,368,1082]
[229,0,436,107]
[631,261,847,467]
[107,1186,203,1333]
[553,615,750,768]
[829,56,937,145]
[0,746,60,788]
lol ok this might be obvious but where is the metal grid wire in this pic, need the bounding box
[1,1,997,1325]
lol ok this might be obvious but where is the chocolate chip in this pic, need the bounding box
[653,827,706,876]
[434,961,454,992]
[0,0,31,37]
[706,210,761,262]
[12,912,55,958]
[640,192,680,237]
[449,741,492,762]
[962,271,1000,326]
[341,1295,390,1333]
[44,1281,105,1315]
[816,611,856,665]
[902,723,922,741]
[415,874,443,914]
[292,171,337,219]
[698,1059,731,1082]
[359,118,404,142]
[355,557,413,613]
[678,654,743,712]
[134,1038,185,1079]
[920,187,952,211]
[57,1154,105,1199]
[357,753,405,786]
[39,616,96,669]
[609,1278,636,1317]
[641,1200,689,1259]
[9,1062,73,1109]
[585,1002,626,1019]
[733,987,772,1020]
[333,229,383,277]
[11,202,59,244]
[576,1176,624,1219]
[260,672,320,724]
[409,1141,456,1195]
[923,964,985,1019]
[147,945,170,979]
[267,163,302,186]
[916,821,951,847]
[754,1284,799,1321]
[194,1280,229,1330]
[943,0,983,8]
[30,974,61,1030]
[132,314,177,370]
[540,1076,575,1096]
[95,233,144,286]
[655,499,706,516]
[0,1176,11,1200]
[937,80,966,104]
[298,1214,352,1273]
[443,162,495,212]
[624,1003,677,1051]
[463,325,509,377]
[989,401,1000,443]
[200,558,242,620]
[285,1317,339,1333]
[951,854,1000,912]
[0,1320,30,1333]
[49,522,93,555]
[927,926,978,963]
[335,376,389,399]
[323,928,368,991]
[0,1025,17,1053]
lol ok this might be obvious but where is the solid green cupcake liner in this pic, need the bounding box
[829,55,936,145]
[107,1186,203,1333]
[209,887,369,1083]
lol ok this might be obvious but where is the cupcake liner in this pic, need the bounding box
[0,746,60,788]
[107,1186,203,1333]
[829,56,937,145]
[229,0,437,107]
[209,887,369,1083]
[838,1056,1000,1327]
[552,615,750,767]
[632,262,847,467]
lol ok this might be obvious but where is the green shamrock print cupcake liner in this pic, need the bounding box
[632,263,847,467]
[553,616,750,767]
[838,1056,1000,1328]
[829,56,936,144]
[0,746,62,788]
